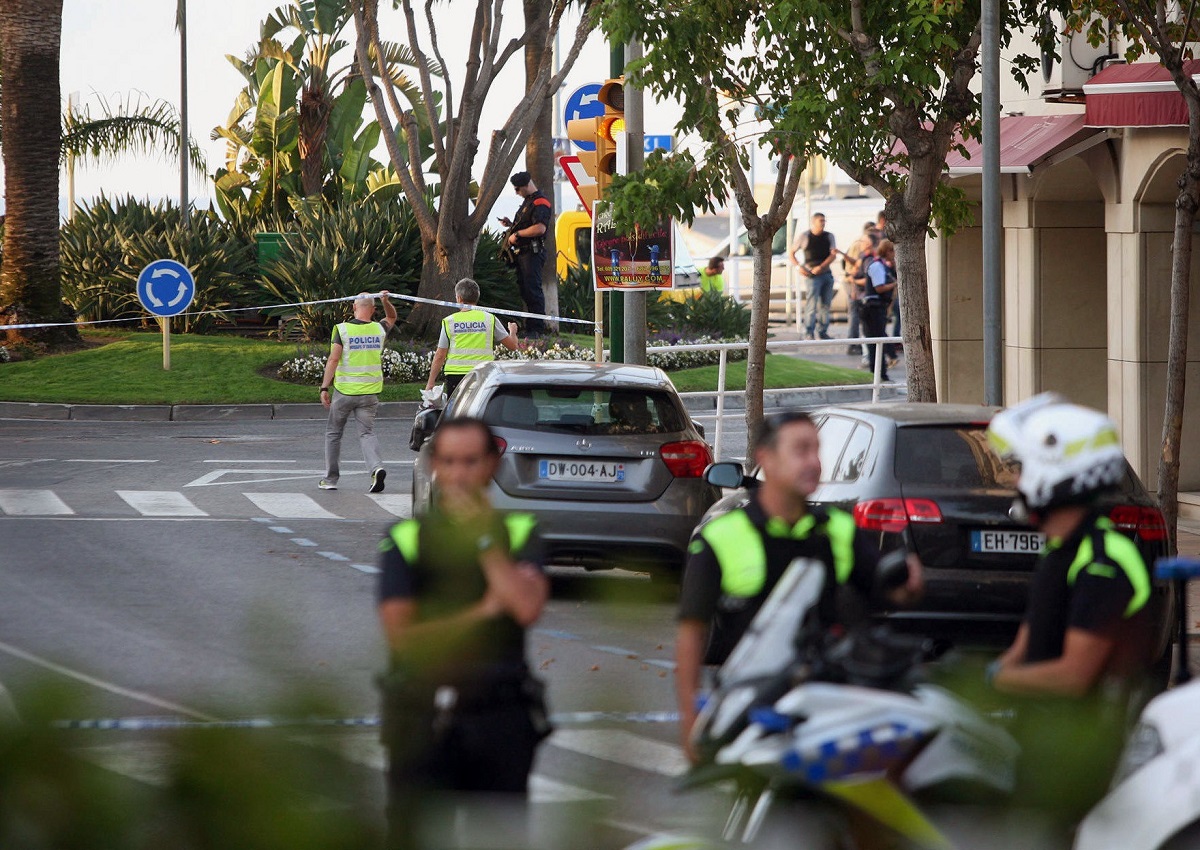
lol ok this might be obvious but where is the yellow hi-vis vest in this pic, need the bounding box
[332,320,385,395]
[444,309,496,375]
[695,505,858,597]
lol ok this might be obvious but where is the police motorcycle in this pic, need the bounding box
[630,553,1019,850]
[1072,556,1200,850]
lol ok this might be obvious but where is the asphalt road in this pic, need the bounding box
[0,415,753,848]
[0,414,1129,849]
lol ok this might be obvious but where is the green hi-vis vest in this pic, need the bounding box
[386,512,538,564]
[696,505,857,597]
[332,321,385,395]
[444,309,496,375]
[1059,516,1152,618]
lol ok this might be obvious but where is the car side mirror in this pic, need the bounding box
[693,420,706,438]
[409,408,442,451]
[705,461,746,489]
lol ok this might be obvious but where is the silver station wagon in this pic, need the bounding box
[411,361,720,573]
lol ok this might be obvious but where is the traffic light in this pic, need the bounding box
[565,77,625,213]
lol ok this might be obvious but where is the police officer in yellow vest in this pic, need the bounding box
[424,277,520,397]
[676,411,924,762]
[319,290,397,493]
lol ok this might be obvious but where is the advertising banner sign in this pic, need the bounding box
[591,201,674,291]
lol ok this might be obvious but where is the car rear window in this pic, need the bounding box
[895,426,1021,488]
[483,386,686,435]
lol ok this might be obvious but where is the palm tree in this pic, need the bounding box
[0,0,78,349]
[212,0,436,220]
[61,94,207,220]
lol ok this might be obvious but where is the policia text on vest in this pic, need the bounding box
[425,278,520,397]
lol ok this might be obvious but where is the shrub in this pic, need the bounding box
[276,339,435,385]
[661,290,751,338]
[60,195,260,333]
[0,345,9,363]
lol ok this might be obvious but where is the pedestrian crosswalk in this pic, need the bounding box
[73,725,686,805]
[0,488,413,521]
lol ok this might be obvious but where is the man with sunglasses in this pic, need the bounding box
[675,411,924,761]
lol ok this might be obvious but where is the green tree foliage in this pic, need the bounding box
[600,0,1050,406]
[213,0,436,224]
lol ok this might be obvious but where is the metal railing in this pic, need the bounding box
[647,336,905,460]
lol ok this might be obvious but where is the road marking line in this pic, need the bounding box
[318,551,350,562]
[351,564,381,574]
[368,494,412,517]
[530,774,612,803]
[65,459,158,463]
[77,741,174,787]
[290,538,318,547]
[0,489,74,515]
[186,469,330,487]
[303,731,610,803]
[244,492,341,519]
[0,639,214,719]
[115,490,208,517]
[268,526,294,534]
[591,645,639,658]
[201,460,296,463]
[547,729,688,777]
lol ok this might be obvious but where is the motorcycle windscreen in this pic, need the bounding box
[718,558,826,686]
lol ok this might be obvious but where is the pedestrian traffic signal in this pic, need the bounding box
[564,77,625,213]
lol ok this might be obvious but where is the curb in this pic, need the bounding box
[0,401,424,423]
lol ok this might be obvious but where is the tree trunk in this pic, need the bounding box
[406,230,478,338]
[524,0,558,333]
[1156,147,1200,550]
[0,0,78,350]
[299,85,332,198]
[891,216,937,403]
[744,241,773,458]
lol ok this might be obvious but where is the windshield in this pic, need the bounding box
[482,386,686,435]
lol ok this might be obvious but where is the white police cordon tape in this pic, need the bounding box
[0,290,596,332]
[51,710,679,731]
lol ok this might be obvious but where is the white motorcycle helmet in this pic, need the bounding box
[987,392,1126,511]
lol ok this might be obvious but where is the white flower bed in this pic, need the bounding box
[0,345,9,363]
[277,334,749,385]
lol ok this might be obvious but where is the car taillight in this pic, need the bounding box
[660,440,711,478]
[1110,505,1167,542]
[854,498,944,532]
[493,436,507,455]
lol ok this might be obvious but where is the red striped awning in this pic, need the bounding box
[1083,60,1200,127]
[943,114,1096,175]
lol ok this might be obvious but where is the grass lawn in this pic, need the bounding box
[668,355,870,393]
[0,330,867,405]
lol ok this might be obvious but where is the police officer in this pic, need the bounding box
[675,411,923,761]
[318,290,397,493]
[498,171,552,335]
[984,393,1158,815]
[377,417,550,847]
[424,278,520,398]
[986,394,1157,698]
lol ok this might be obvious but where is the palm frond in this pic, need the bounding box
[63,94,207,178]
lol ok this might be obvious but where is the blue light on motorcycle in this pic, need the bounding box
[748,706,791,733]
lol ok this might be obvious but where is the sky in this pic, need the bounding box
[16,0,634,220]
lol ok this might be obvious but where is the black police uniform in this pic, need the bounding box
[678,495,882,664]
[510,189,553,334]
[377,509,550,807]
